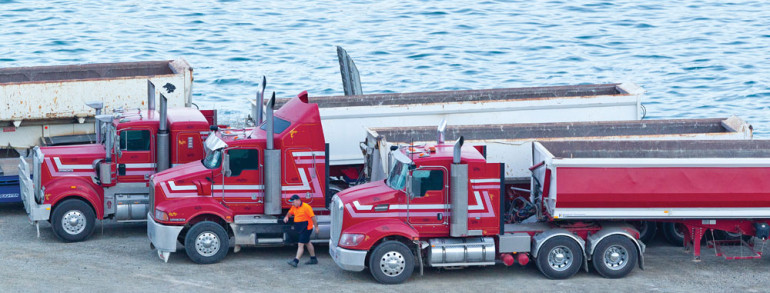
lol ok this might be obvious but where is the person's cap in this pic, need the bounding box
[289,194,300,201]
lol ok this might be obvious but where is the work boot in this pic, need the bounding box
[287,258,298,267]
[305,256,318,265]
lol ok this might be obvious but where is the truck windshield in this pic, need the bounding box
[202,149,222,169]
[386,160,409,190]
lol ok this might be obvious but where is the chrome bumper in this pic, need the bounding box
[330,243,368,272]
[147,213,183,262]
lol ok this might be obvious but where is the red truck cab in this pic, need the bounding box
[19,82,213,242]
[148,91,331,264]
[330,137,504,283]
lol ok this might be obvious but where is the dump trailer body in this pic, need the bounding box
[533,140,770,220]
[0,59,193,149]
[366,117,752,182]
[273,83,644,166]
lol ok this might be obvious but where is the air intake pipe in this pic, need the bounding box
[95,114,115,185]
[156,93,170,172]
[264,92,281,215]
[437,119,447,145]
[86,101,104,143]
[450,136,469,237]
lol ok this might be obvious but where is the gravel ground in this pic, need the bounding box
[2,202,770,292]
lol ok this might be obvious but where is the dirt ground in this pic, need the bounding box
[2,202,769,292]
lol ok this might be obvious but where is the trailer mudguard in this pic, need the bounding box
[586,224,645,270]
[532,228,588,272]
[45,177,103,219]
[338,218,420,251]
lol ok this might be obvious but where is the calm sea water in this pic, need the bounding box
[1,0,768,136]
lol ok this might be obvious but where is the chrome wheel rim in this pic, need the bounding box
[379,251,406,277]
[547,245,573,271]
[61,210,86,235]
[195,232,220,257]
[603,245,629,270]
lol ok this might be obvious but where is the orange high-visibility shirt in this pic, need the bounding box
[289,202,315,230]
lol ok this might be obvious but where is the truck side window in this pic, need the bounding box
[228,149,259,177]
[412,169,444,197]
[119,130,151,151]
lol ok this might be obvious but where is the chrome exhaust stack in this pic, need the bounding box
[156,93,170,172]
[254,76,267,125]
[147,80,156,113]
[264,92,282,215]
[450,136,469,237]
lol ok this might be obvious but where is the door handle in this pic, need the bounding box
[437,213,443,221]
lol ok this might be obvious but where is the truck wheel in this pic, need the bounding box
[184,221,229,264]
[591,235,638,278]
[535,236,583,279]
[630,221,657,244]
[368,241,415,284]
[51,199,96,242]
[662,222,688,246]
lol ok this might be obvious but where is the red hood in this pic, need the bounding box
[39,144,106,174]
[153,160,211,184]
[337,180,404,208]
[40,144,106,160]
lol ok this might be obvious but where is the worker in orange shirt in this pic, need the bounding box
[284,194,319,267]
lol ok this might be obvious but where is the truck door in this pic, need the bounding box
[407,167,449,235]
[117,128,155,183]
[215,147,263,214]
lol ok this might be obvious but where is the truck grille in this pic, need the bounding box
[330,196,343,247]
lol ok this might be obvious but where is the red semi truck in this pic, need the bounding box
[19,81,216,242]
[147,91,332,263]
[330,138,770,284]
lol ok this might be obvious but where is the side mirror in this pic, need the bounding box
[114,133,122,158]
[223,152,232,177]
[407,171,422,198]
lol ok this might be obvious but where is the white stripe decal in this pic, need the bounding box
[212,184,264,190]
[353,201,372,210]
[292,151,325,157]
[282,168,311,191]
[53,157,93,170]
[554,207,770,219]
[125,163,156,168]
[470,178,499,183]
[166,168,312,192]
[362,191,486,211]
[168,181,197,191]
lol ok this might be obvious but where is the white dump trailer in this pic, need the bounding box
[0,59,193,150]
[272,83,645,167]
[364,117,753,183]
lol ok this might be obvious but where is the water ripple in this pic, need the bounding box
[0,0,767,137]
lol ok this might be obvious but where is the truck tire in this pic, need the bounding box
[535,236,584,279]
[184,221,229,264]
[630,221,657,244]
[368,241,415,284]
[662,222,687,246]
[51,199,96,242]
[591,235,638,278]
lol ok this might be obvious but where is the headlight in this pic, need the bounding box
[339,233,365,247]
[154,209,169,221]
